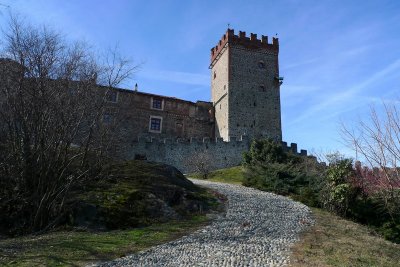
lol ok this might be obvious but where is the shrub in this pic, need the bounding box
[321,156,358,216]
[242,139,322,205]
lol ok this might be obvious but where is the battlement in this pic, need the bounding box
[136,134,250,145]
[210,29,279,65]
[281,141,307,156]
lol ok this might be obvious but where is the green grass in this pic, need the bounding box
[0,160,221,266]
[0,215,208,267]
[291,208,400,267]
[188,166,245,185]
[192,166,400,266]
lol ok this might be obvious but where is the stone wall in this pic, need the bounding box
[115,135,308,173]
[211,41,230,140]
[118,135,252,173]
[105,88,215,140]
[228,45,282,141]
[210,29,282,142]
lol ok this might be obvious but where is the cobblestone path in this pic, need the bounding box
[93,179,313,267]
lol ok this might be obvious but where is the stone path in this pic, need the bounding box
[93,179,314,267]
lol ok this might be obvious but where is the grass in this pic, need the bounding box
[0,160,221,266]
[291,208,400,267]
[192,166,400,266]
[188,166,245,185]
[0,215,209,267]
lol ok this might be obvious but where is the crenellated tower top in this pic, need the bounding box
[210,29,279,66]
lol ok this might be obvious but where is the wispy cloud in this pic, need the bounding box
[282,57,321,71]
[288,58,400,125]
[138,69,209,86]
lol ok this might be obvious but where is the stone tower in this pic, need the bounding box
[210,29,282,141]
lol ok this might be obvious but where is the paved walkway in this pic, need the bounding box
[94,179,314,267]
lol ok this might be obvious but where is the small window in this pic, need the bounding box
[151,98,163,110]
[214,71,217,79]
[149,116,162,133]
[103,113,113,124]
[150,118,161,131]
[106,90,118,103]
[258,61,265,69]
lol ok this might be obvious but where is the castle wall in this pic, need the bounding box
[106,88,215,141]
[228,45,282,140]
[211,45,230,140]
[210,29,282,142]
[115,137,308,173]
[119,136,251,173]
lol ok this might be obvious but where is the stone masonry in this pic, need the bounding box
[211,29,282,141]
[95,29,297,172]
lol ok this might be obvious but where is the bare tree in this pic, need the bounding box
[185,150,215,179]
[0,15,137,233]
[341,102,400,218]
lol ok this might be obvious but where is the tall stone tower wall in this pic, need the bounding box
[210,29,282,141]
[211,42,230,140]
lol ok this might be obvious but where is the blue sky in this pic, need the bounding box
[1,0,399,157]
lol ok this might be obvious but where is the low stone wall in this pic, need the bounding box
[118,136,308,173]
[121,136,251,173]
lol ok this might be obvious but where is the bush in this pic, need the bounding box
[321,156,358,216]
[242,139,322,205]
[242,140,400,243]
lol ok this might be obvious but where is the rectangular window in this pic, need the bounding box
[103,113,113,124]
[151,97,163,110]
[106,90,118,103]
[149,116,162,133]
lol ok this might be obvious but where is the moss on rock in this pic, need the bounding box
[69,160,218,230]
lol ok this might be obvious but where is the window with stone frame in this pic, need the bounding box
[149,116,162,133]
[102,113,113,124]
[151,97,163,110]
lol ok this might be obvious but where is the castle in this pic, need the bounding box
[111,29,305,172]
[0,29,306,172]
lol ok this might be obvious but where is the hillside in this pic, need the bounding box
[69,160,220,230]
[0,160,221,266]
[188,166,400,266]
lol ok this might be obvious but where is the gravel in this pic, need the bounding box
[91,179,314,267]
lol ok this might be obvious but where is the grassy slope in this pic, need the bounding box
[0,216,208,267]
[189,166,400,267]
[291,208,400,267]
[0,161,220,267]
[188,166,245,184]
